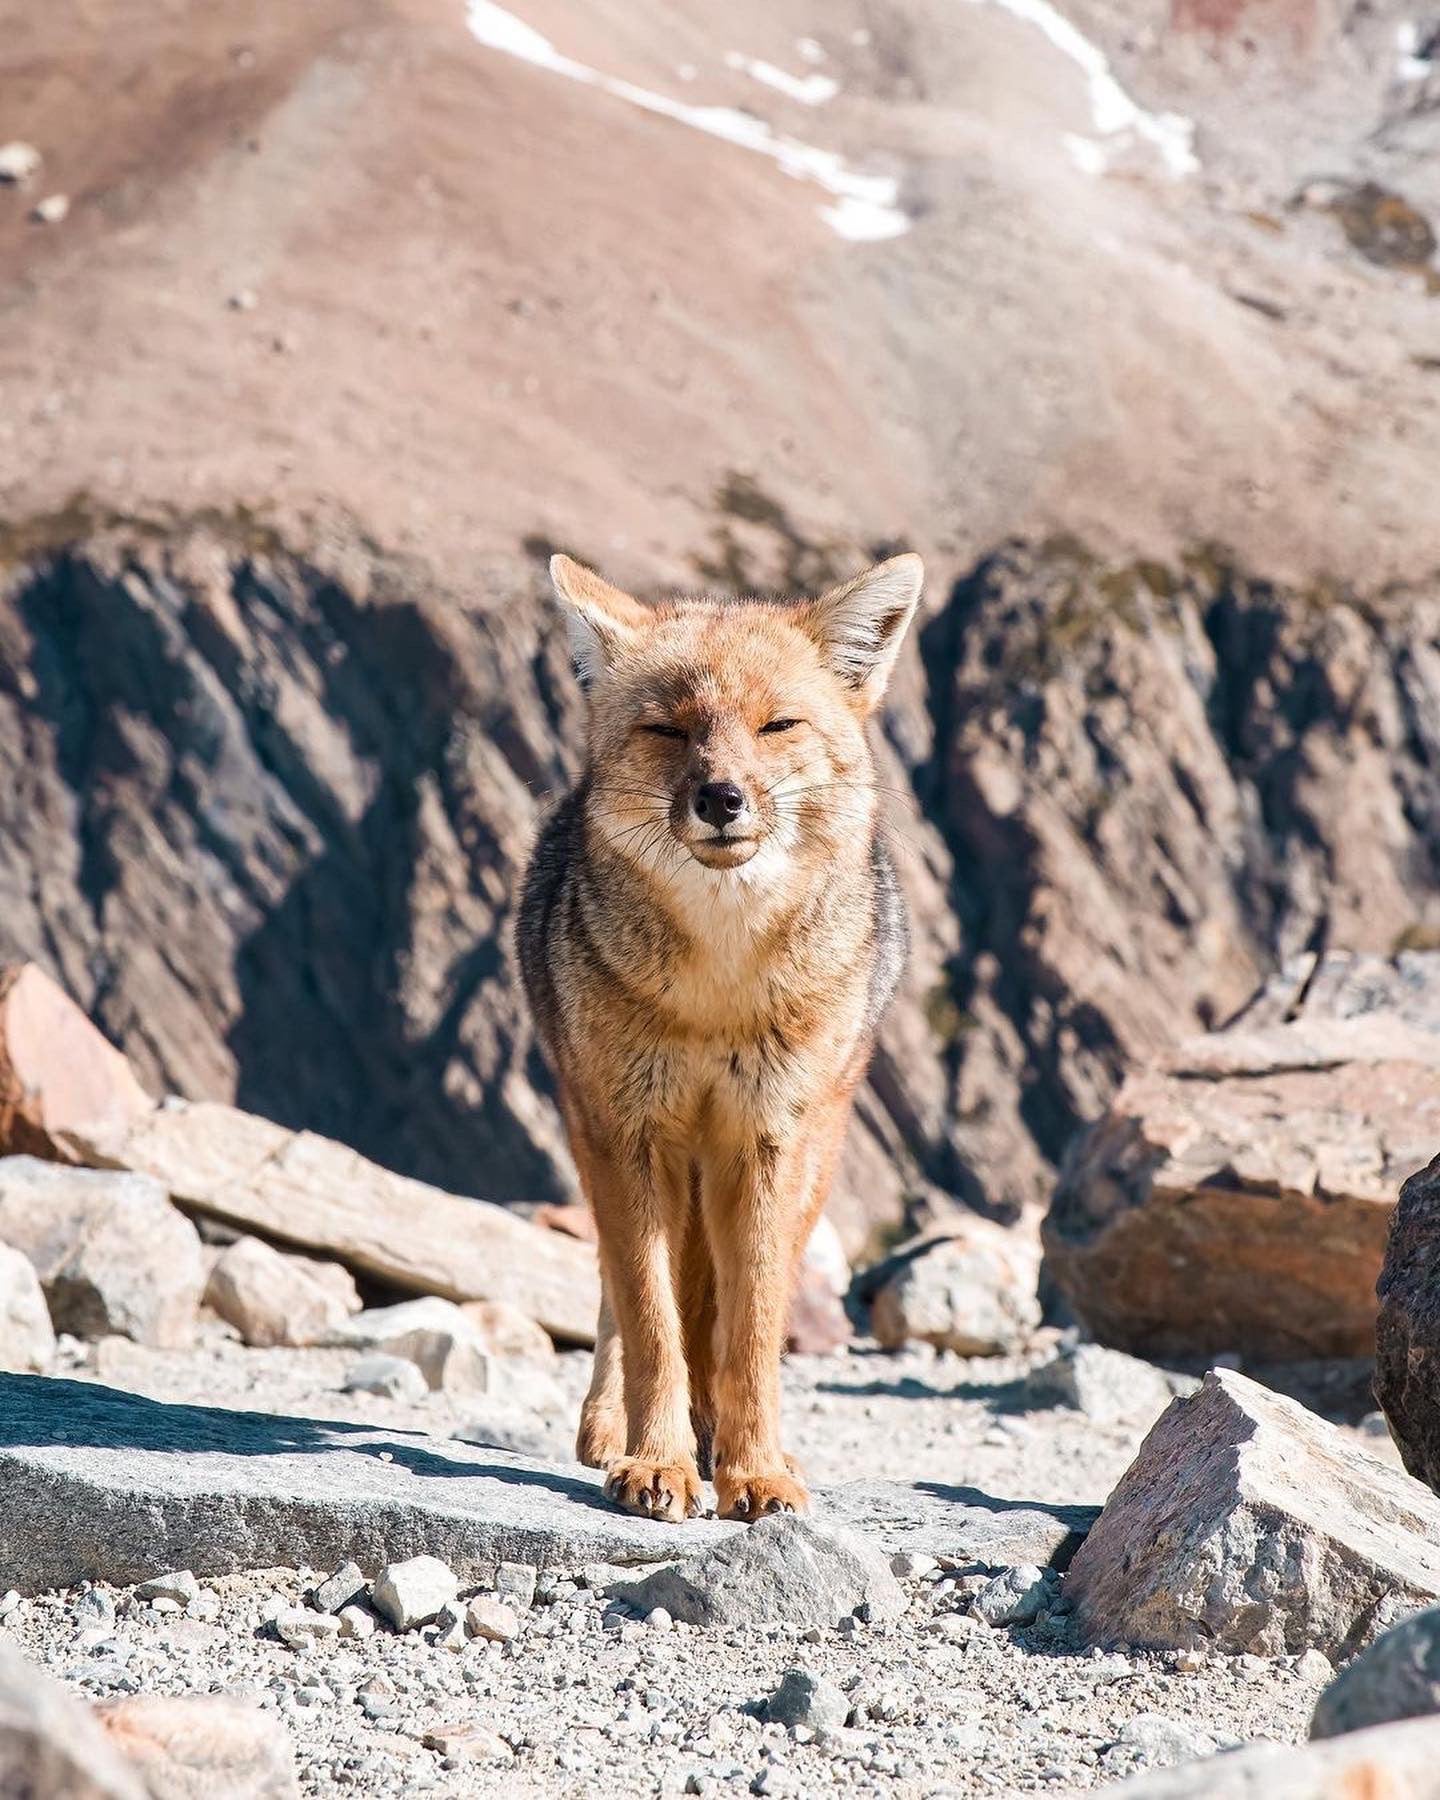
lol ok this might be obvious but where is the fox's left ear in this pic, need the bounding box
[549,555,652,686]
[801,553,924,709]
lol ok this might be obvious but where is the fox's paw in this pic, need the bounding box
[714,1466,810,1521]
[575,1406,626,1471]
[604,1455,704,1523]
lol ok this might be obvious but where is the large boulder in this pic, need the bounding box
[1311,1603,1440,1740]
[0,1242,54,1373]
[1064,1368,1440,1658]
[0,1641,145,1799]
[865,1215,1041,1355]
[0,1373,1093,1594]
[0,964,152,1161]
[0,1156,205,1348]
[1376,1153,1440,1496]
[64,1097,600,1344]
[1045,953,1440,1359]
[1092,1716,1440,1797]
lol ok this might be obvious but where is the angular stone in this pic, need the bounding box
[867,1217,1040,1356]
[312,1561,367,1615]
[1311,1603,1440,1739]
[135,1571,199,1606]
[0,965,152,1162]
[273,1607,340,1651]
[465,1595,519,1642]
[421,1723,512,1762]
[972,1564,1053,1627]
[0,1243,54,1373]
[1065,1369,1440,1657]
[1376,1153,1440,1495]
[63,1098,599,1343]
[0,1641,145,1799]
[371,1555,458,1630]
[1091,1716,1440,1797]
[97,1693,299,1798]
[1023,1343,1195,1428]
[611,1516,906,1630]
[341,1353,429,1404]
[0,1373,1092,1593]
[765,1667,850,1733]
[0,1157,204,1348]
[205,1236,358,1348]
[493,1561,537,1609]
[1046,954,1440,1359]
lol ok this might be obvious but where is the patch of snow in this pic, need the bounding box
[465,2,907,239]
[960,0,1198,177]
[725,51,840,105]
[796,37,828,65]
[1396,22,1433,80]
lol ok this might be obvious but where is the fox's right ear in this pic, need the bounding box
[549,555,650,686]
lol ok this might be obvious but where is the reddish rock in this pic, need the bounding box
[1044,953,1440,1360]
[0,964,152,1161]
[98,1694,299,1799]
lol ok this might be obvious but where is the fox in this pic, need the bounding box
[518,550,923,1523]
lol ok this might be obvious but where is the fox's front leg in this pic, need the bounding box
[704,1142,813,1521]
[588,1145,703,1523]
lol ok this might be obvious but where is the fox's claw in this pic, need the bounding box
[604,1456,704,1523]
[714,1468,810,1521]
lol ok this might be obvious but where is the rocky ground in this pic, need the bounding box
[0,1325,1369,1799]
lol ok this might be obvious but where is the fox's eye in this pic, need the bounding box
[759,718,801,735]
[641,722,687,740]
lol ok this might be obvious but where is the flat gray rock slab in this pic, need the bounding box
[0,1376,1092,1594]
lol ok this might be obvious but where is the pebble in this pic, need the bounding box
[371,1557,458,1632]
[337,1605,375,1641]
[765,1667,851,1733]
[466,1596,521,1643]
[0,141,41,183]
[494,1561,539,1610]
[644,1608,674,1633]
[342,1354,428,1403]
[31,193,68,224]
[971,1565,1054,1628]
[135,1571,201,1607]
[274,1607,342,1651]
[313,1561,367,1615]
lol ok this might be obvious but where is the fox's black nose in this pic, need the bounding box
[694,781,745,828]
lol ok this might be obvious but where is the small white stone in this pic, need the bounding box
[644,1607,674,1633]
[274,1607,342,1651]
[466,1595,520,1643]
[31,193,68,224]
[336,1605,375,1641]
[372,1555,458,1631]
[135,1571,200,1606]
[0,142,41,184]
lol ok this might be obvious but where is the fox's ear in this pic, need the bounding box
[549,555,651,686]
[800,553,924,708]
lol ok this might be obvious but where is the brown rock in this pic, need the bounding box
[0,1641,145,1799]
[0,964,152,1161]
[204,1235,360,1348]
[868,1216,1040,1356]
[97,1694,299,1799]
[0,1156,205,1348]
[66,1099,600,1343]
[1065,1369,1440,1658]
[1376,1152,1440,1496]
[1044,953,1440,1360]
[0,1243,55,1373]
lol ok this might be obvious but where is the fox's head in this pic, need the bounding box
[549,553,923,894]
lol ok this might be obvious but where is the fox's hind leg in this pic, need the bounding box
[576,1286,626,1470]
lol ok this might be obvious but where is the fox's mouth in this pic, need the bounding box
[689,834,759,870]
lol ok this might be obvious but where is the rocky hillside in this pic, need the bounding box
[2,521,1436,1247]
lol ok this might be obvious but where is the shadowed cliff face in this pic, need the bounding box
[1,529,1438,1250]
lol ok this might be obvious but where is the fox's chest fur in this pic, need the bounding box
[518,787,904,1152]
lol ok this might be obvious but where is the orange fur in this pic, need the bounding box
[518,553,922,1521]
